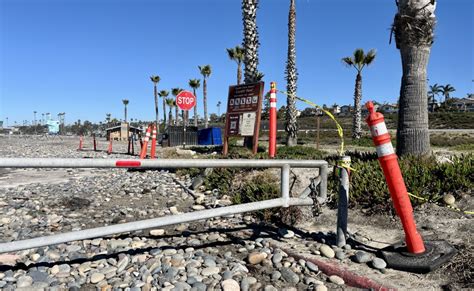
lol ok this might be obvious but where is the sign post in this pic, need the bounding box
[223,82,264,155]
[176,91,196,149]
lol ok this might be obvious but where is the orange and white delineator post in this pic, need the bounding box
[139,124,153,159]
[150,125,157,159]
[365,101,425,254]
[269,82,277,158]
[78,135,84,150]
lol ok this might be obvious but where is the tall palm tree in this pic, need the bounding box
[158,90,169,126]
[188,79,201,126]
[106,113,111,125]
[165,98,175,128]
[242,0,260,84]
[342,48,376,139]
[198,65,211,128]
[285,0,298,146]
[392,0,436,156]
[150,75,161,132]
[171,88,183,125]
[226,46,245,85]
[441,84,455,101]
[122,99,129,122]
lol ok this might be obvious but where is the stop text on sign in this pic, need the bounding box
[176,91,196,111]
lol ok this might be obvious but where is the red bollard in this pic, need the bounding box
[150,125,157,159]
[107,139,113,155]
[139,125,152,159]
[93,134,97,152]
[365,101,425,254]
[78,135,83,151]
[269,82,277,158]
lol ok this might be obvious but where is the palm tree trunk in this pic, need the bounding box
[162,98,167,127]
[352,72,362,139]
[168,109,173,128]
[396,46,431,156]
[285,0,298,146]
[203,78,209,128]
[193,89,198,127]
[237,62,242,85]
[154,85,159,133]
[124,106,127,123]
[242,0,259,83]
[175,106,179,126]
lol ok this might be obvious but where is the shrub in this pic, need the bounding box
[328,152,473,214]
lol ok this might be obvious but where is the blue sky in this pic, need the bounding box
[1,0,472,125]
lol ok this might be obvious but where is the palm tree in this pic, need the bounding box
[428,83,442,112]
[198,65,211,128]
[150,75,161,132]
[122,99,129,122]
[392,0,436,156]
[242,0,260,84]
[217,101,222,117]
[165,98,175,128]
[441,84,455,101]
[106,113,111,125]
[188,79,201,126]
[285,0,298,146]
[171,88,183,125]
[158,90,169,126]
[342,48,376,139]
[226,46,245,85]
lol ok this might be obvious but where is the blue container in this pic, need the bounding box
[198,127,222,145]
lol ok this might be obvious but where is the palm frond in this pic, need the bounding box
[353,49,365,65]
[150,75,160,83]
[158,90,169,98]
[364,49,377,65]
[341,57,354,67]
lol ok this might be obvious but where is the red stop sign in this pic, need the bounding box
[176,91,196,111]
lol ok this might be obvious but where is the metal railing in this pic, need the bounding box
[0,158,328,253]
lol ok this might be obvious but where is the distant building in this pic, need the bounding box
[379,103,398,114]
[332,105,341,114]
[340,105,352,115]
[451,97,474,112]
[106,122,142,141]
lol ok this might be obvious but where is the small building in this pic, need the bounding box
[332,105,341,114]
[106,122,142,141]
[451,97,474,112]
[340,105,352,115]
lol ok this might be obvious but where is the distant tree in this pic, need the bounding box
[150,75,161,132]
[342,48,376,139]
[188,79,201,126]
[122,99,129,122]
[217,101,222,117]
[277,106,287,120]
[158,90,169,127]
[441,84,456,101]
[166,98,175,127]
[226,45,245,85]
[198,65,212,128]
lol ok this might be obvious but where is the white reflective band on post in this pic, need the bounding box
[270,102,277,108]
[376,143,395,157]
[370,122,388,136]
[270,92,276,99]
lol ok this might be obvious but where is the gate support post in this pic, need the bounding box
[336,156,350,247]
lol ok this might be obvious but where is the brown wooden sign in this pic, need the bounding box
[223,82,264,155]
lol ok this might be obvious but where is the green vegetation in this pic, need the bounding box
[327,152,473,214]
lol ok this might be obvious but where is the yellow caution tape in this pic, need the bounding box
[407,192,473,215]
[277,90,345,156]
[337,159,357,172]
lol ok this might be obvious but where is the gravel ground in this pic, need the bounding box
[1,135,470,290]
[0,136,349,290]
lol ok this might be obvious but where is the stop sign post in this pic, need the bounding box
[175,91,196,149]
